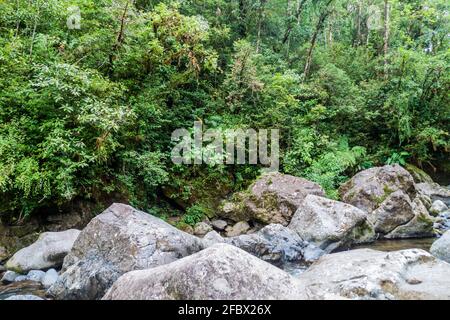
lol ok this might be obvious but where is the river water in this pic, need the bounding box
[351,237,436,252]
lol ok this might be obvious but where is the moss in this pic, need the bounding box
[372,185,395,206]
[350,221,376,244]
[405,164,433,183]
[417,213,434,226]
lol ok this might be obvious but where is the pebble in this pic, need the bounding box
[42,269,59,288]
[1,270,19,284]
[26,270,46,282]
[211,220,228,231]
[14,275,28,282]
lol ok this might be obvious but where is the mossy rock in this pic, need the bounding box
[350,221,376,244]
[405,164,434,184]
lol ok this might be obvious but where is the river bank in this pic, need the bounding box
[1,165,450,300]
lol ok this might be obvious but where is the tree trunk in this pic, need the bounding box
[355,1,362,46]
[303,0,333,79]
[256,0,268,53]
[29,5,40,58]
[282,0,307,45]
[383,0,390,78]
[109,0,131,73]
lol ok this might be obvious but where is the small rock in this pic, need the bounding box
[42,269,59,288]
[211,219,228,231]
[14,275,28,282]
[0,264,5,272]
[406,278,422,285]
[5,295,44,300]
[179,224,194,235]
[430,200,448,216]
[193,222,213,236]
[203,231,226,246]
[226,221,250,237]
[1,270,19,284]
[26,270,46,282]
[431,230,450,263]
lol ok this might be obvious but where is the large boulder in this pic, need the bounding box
[297,249,450,300]
[288,195,374,252]
[415,182,450,206]
[339,165,434,239]
[5,229,80,273]
[339,165,416,213]
[220,172,325,226]
[383,198,435,239]
[430,231,450,263]
[371,191,416,234]
[0,200,100,258]
[47,203,204,300]
[227,224,324,266]
[103,244,306,300]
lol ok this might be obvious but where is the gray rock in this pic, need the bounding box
[1,270,19,284]
[6,229,80,273]
[42,269,59,288]
[5,294,44,300]
[415,182,450,206]
[228,224,324,265]
[204,225,324,267]
[26,270,46,282]
[47,203,204,300]
[211,219,228,231]
[103,244,306,300]
[288,195,374,252]
[430,200,448,216]
[202,231,226,247]
[384,198,435,239]
[226,221,250,237]
[221,172,325,226]
[340,165,435,239]
[193,222,213,236]
[296,248,450,300]
[371,190,416,234]
[14,275,28,282]
[339,165,416,213]
[431,230,450,263]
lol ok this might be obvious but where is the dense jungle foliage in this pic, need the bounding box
[0,0,448,224]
